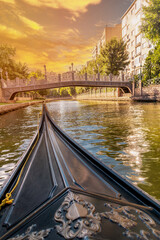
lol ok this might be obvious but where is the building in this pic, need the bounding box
[121,0,153,76]
[92,24,122,59]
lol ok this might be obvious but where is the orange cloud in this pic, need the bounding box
[0,0,15,3]
[0,0,100,72]
[22,0,102,16]
[0,24,27,39]
[19,16,43,31]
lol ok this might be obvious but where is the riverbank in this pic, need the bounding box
[0,100,45,115]
[75,90,131,101]
[0,97,76,115]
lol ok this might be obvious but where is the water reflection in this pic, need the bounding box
[47,101,160,200]
[0,104,42,187]
[0,101,160,200]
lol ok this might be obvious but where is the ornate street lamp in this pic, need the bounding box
[71,63,74,72]
[0,68,2,87]
[0,68,2,80]
[5,71,8,80]
[44,65,47,81]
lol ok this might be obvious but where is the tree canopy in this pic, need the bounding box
[0,44,29,80]
[79,38,129,76]
[141,0,160,80]
[141,0,160,43]
[100,39,129,76]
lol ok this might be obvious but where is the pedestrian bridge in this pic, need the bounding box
[1,73,132,101]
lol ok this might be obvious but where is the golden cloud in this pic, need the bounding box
[0,0,99,72]
[0,0,15,3]
[22,0,102,15]
[19,16,43,31]
[0,24,27,39]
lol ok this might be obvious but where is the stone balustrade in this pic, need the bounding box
[1,72,128,88]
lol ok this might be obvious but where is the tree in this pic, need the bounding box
[100,38,130,76]
[141,0,160,81]
[143,45,160,80]
[0,44,29,80]
[141,0,160,43]
[28,69,44,81]
[143,51,153,81]
[68,87,76,96]
[59,88,70,97]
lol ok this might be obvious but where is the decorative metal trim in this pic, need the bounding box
[54,192,101,239]
[101,204,160,240]
[54,192,160,240]
[8,224,52,240]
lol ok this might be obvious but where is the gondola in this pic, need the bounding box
[0,104,160,240]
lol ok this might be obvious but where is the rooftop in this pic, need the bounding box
[121,0,136,19]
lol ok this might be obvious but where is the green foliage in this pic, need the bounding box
[0,44,29,80]
[59,88,70,97]
[100,38,130,75]
[52,89,60,97]
[68,87,76,96]
[86,59,104,74]
[143,51,153,80]
[79,39,129,77]
[141,0,160,81]
[79,66,87,75]
[28,70,44,80]
[143,44,160,80]
[141,0,160,43]
[37,89,50,96]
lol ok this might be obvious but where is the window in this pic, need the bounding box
[143,54,147,60]
[134,56,141,66]
[135,46,141,55]
[142,42,146,48]
[122,27,127,36]
[136,0,141,11]
[131,51,134,58]
[135,23,141,35]
[136,34,141,45]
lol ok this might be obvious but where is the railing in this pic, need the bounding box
[142,78,160,87]
[1,73,129,88]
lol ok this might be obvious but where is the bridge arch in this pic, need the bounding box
[2,79,133,101]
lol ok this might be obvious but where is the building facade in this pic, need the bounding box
[92,24,122,59]
[122,0,153,76]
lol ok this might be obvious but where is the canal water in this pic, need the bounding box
[0,100,160,200]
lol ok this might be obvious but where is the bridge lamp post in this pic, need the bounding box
[97,63,100,81]
[44,65,47,81]
[71,63,74,72]
[5,71,8,81]
[0,68,2,79]
[0,68,2,87]
[133,65,136,81]
[140,64,143,81]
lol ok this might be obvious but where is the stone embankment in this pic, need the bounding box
[133,84,160,102]
[0,97,74,115]
[0,101,44,115]
[75,89,131,101]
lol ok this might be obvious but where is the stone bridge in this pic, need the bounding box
[0,72,133,101]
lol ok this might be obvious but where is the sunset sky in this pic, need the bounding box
[0,0,132,73]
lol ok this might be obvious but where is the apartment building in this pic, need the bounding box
[122,0,153,76]
[92,24,122,59]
